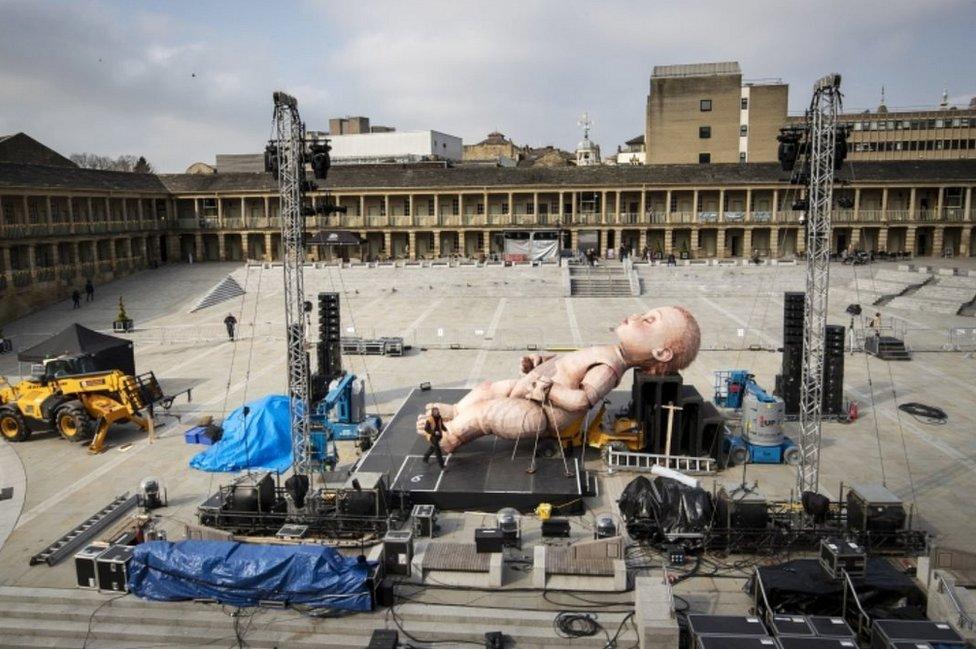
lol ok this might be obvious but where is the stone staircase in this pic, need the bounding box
[0,585,636,648]
[865,335,912,361]
[568,264,634,297]
[189,274,246,313]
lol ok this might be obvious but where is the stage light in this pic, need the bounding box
[420,382,431,391]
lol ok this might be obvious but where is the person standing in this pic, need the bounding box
[84,278,94,302]
[868,312,882,337]
[71,289,81,309]
[423,407,447,470]
[224,314,238,341]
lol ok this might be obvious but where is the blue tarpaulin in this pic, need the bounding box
[189,395,293,472]
[128,540,375,611]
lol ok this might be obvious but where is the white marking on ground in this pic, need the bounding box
[465,298,507,388]
[846,385,976,477]
[402,298,444,339]
[695,292,779,347]
[15,439,151,530]
[564,298,583,347]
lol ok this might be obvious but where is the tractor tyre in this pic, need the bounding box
[730,446,750,466]
[536,437,560,459]
[0,408,30,442]
[54,401,94,442]
[601,441,629,465]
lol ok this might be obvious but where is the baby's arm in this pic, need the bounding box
[540,365,618,412]
[520,353,556,374]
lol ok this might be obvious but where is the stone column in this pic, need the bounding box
[850,227,862,250]
[570,229,579,253]
[796,228,807,255]
[458,194,464,222]
[959,226,971,257]
[433,194,440,223]
[194,233,204,262]
[216,196,223,227]
[384,195,390,220]
[458,230,466,257]
[769,227,779,257]
[45,196,53,226]
[383,230,392,257]
[745,189,752,221]
[263,196,270,223]
[772,189,779,222]
[482,191,488,223]
[689,228,700,258]
[639,188,646,223]
[663,228,673,255]
[665,189,673,222]
[482,230,491,257]
[598,230,607,257]
[239,197,245,226]
[240,233,248,260]
[877,227,889,253]
[359,195,366,220]
[718,189,725,222]
[908,187,916,220]
[692,189,699,220]
[407,231,416,260]
[936,186,944,220]
[218,233,227,261]
[904,226,916,255]
[716,228,726,258]
[0,246,10,275]
[638,229,647,255]
[881,187,889,221]
[614,228,623,254]
[598,190,605,224]
[27,244,37,278]
[264,232,273,261]
[507,192,513,220]
[614,192,621,224]
[432,230,441,258]
[742,228,753,257]
[408,194,414,219]
[965,186,972,222]
[931,226,944,257]
[533,192,539,222]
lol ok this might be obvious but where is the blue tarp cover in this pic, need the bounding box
[189,395,293,472]
[128,540,374,610]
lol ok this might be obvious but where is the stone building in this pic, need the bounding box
[2,133,974,322]
[645,62,975,165]
[463,132,520,163]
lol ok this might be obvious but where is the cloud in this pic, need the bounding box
[1,0,973,171]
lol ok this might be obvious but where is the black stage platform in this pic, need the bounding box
[354,388,594,513]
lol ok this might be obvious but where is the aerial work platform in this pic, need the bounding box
[354,388,593,513]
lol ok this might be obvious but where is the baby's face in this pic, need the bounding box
[615,307,687,364]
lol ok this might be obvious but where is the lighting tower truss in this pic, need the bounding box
[797,74,842,496]
[269,91,314,479]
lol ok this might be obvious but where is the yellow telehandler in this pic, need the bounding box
[0,356,164,454]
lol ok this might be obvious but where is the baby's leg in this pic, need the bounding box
[419,379,519,440]
[441,397,549,453]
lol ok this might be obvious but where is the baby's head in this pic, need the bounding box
[615,306,701,375]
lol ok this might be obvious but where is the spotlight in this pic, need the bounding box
[846,304,862,316]
[419,382,432,391]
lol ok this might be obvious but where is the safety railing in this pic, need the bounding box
[605,448,716,474]
[841,569,873,642]
[936,573,976,632]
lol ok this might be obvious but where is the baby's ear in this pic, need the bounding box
[652,347,673,363]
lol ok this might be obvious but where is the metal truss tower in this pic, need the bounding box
[797,74,842,496]
[270,91,313,478]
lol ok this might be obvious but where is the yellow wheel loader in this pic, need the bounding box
[0,358,163,454]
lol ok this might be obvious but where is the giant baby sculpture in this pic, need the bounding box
[417,306,701,453]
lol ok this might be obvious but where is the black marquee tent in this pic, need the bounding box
[17,324,135,376]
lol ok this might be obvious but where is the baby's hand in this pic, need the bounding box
[527,376,553,403]
[520,354,543,374]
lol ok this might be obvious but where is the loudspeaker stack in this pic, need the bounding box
[314,292,342,400]
[776,291,805,415]
[822,324,845,416]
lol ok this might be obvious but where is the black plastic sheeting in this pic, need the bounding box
[618,475,713,543]
[753,558,924,617]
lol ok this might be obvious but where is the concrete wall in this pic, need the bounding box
[746,84,789,162]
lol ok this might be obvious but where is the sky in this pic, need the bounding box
[1,0,974,172]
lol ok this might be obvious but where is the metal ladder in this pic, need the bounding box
[29,492,139,566]
[606,449,716,475]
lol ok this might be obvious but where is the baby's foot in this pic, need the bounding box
[425,402,456,421]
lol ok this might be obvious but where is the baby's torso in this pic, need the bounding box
[511,345,624,397]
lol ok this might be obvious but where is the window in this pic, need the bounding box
[526,202,534,215]
[699,126,711,139]
[476,203,484,215]
[700,99,712,112]
[740,125,748,136]
[427,201,435,216]
[451,198,459,215]
[741,97,748,110]
[500,202,509,214]
[698,152,711,164]
[739,152,747,162]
